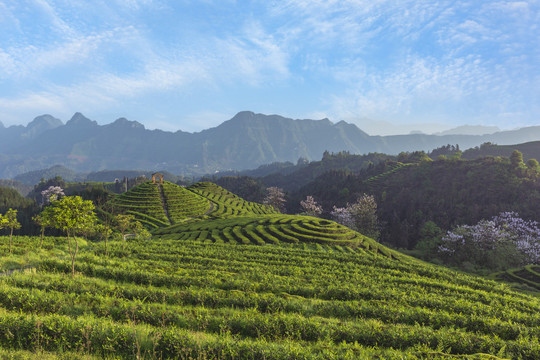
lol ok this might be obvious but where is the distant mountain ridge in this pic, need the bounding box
[435,125,501,136]
[2,111,540,178]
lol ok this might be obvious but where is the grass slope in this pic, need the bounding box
[0,236,539,359]
[109,181,211,228]
[110,181,170,228]
[153,214,398,258]
[188,181,277,218]
[160,181,210,224]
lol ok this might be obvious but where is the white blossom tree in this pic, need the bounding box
[263,187,286,213]
[300,196,323,217]
[331,194,379,239]
[41,186,65,205]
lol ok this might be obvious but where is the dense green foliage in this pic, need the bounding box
[0,187,38,235]
[0,235,539,359]
[0,180,32,197]
[463,141,540,163]
[0,187,35,212]
[214,176,268,203]
[288,157,540,250]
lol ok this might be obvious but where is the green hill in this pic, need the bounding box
[463,141,540,162]
[289,156,540,250]
[109,181,170,228]
[109,181,276,229]
[152,214,397,257]
[109,181,211,228]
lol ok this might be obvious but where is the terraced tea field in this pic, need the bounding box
[1,182,539,359]
[109,181,275,228]
[110,181,173,228]
[493,265,540,293]
[188,182,277,217]
[1,235,539,359]
[154,214,398,258]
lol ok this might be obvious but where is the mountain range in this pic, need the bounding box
[2,111,540,179]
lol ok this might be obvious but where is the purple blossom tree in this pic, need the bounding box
[439,212,540,270]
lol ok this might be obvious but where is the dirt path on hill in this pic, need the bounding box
[158,184,173,224]
[204,202,214,215]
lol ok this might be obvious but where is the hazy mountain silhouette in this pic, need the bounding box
[2,111,540,178]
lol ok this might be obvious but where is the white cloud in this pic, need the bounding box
[1,1,539,130]
[33,0,77,38]
[0,50,17,78]
[326,54,509,123]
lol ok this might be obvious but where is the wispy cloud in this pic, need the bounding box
[0,1,538,130]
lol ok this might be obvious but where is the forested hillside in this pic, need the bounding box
[287,155,540,250]
[462,141,540,161]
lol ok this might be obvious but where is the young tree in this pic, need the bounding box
[94,223,113,256]
[263,187,286,213]
[510,150,524,168]
[527,158,539,170]
[32,213,49,248]
[2,209,21,255]
[42,196,96,277]
[300,196,323,217]
[0,214,6,252]
[414,221,443,258]
[115,214,144,250]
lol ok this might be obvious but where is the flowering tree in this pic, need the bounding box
[331,194,379,239]
[439,212,540,270]
[263,187,286,213]
[41,186,65,204]
[300,196,323,217]
[42,196,96,277]
[330,206,354,229]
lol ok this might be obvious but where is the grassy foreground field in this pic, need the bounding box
[0,234,539,359]
[1,182,539,359]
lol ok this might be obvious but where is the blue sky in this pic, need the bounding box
[0,0,539,134]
